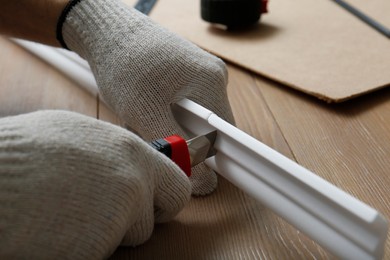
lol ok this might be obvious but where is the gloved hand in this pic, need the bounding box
[0,111,191,259]
[60,0,235,195]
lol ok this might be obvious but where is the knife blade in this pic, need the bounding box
[186,131,217,167]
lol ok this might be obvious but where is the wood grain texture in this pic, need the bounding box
[0,37,97,118]
[205,64,390,259]
[255,75,390,259]
[0,37,388,259]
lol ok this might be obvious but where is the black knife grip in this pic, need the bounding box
[150,139,172,158]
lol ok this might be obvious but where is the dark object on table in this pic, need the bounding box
[201,0,268,29]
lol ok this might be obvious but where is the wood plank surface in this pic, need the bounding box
[0,37,97,117]
[257,75,390,209]
[0,37,388,259]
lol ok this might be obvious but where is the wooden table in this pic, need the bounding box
[0,36,389,259]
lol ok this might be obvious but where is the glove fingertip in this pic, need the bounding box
[154,159,192,223]
[189,163,218,196]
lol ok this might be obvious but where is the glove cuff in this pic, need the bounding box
[56,0,84,49]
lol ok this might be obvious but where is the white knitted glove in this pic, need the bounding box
[0,111,191,259]
[60,0,235,195]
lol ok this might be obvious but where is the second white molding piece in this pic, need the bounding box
[12,39,98,96]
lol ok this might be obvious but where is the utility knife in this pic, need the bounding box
[150,131,217,177]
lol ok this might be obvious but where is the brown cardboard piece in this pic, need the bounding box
[347,0,390,28]
[138,0,390,102]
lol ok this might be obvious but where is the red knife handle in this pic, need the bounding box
[150,135,191,177]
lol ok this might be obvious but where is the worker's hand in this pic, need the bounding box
[0,111,191,259]
[61,0,235,195]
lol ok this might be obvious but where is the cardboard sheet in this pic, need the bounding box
[139,0,390,102]
[347,0,390,29]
